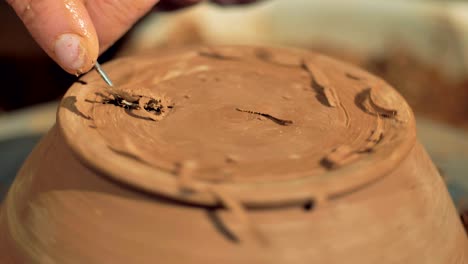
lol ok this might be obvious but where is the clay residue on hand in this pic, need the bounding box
[302,59,340,108]
[236,108,293,126]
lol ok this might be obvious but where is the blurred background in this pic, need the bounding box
[1,0,468,211]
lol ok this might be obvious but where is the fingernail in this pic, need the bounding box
[54,33,86,72]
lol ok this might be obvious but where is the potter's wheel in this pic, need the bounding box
[59,46,415,206]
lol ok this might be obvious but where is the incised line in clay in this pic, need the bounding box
[236,108,293,126]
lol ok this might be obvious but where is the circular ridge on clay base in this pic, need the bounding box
[58,46,416,207]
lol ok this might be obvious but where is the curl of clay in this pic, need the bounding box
[138,95,174,121]
[322,119,384,169]
[100,88,174,122]
[302,59,340,108]
[359,87,398,119]
[323,89,388,169]
[369,89,398,118]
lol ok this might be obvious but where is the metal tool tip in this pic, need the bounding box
[94,61,114,87]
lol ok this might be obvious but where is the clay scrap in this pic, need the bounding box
[358,88,398,119]
[302,59,340,108]
[100,88,173,121]
[322,89,388,169]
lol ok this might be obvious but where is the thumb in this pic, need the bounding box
[7,0,99,74]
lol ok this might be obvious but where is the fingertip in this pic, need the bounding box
[8,0,99,75]
[53,33,98,75]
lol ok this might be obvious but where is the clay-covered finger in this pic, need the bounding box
[6,0,99,74]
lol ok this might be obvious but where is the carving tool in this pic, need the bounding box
[94,61,114,87]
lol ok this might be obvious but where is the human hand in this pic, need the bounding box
[6,0,213,75]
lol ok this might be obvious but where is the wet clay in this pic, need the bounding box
[54,46,420,206]
[0,46,467,263]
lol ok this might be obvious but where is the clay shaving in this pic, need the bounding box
[321,128,384,169]
[302,59,351,127]
[100,88,173,121]
[236,108,293,126]
[357,88,398,119]
[102,89,140,110]
[302,59,339,108]
[369,91,398,118]
[322,89,389,169]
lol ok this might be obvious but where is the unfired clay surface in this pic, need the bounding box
[1,46,466,263]
[60,46,415,206]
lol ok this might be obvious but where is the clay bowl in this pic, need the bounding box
[0,46,466,263]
